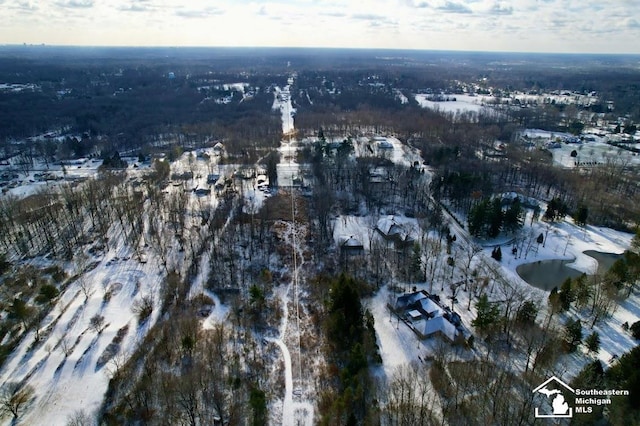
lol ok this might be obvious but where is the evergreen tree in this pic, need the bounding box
[544,197,568,222]
[572,360,604,390]
[0,253,10,276]
[491,246,502,261]
[631,321,640,340]
[472,294,500,336]
[604,346,640,422]
[573,205,589,226]
[631,228,640,254]
[249,386,267,426]
[559,277,575,311]
[503,198,524,233]
[488,198,503,238]
[325,274,364,352]
[468,199,488,237]
[515,300,538,325]
[410,242,422,282]
[585,331,601,354]
[564,318,583,352]
[548,287,562,314]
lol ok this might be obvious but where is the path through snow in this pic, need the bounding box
[269,75,314,426]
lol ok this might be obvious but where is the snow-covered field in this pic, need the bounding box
[0,233,164,425]
[521,128,640,168]
[414,93,494,114]
[0,157,152,199]
[550,141,640,168]
[0,148,240,425]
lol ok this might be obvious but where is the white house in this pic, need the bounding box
[420,316,458,342]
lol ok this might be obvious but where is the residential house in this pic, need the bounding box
[376,216,416,247]
[340,236,364,256]
[419,316,458,342]
[392,290,468,344]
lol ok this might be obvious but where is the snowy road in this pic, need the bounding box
[272,80,295,135]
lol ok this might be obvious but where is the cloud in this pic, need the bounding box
[625,18,640,29]
[351,13,387,21]
[118,3,152,12]
[175,6,224,18]
[437,1,472,14]
[320,11,347,17]
[56,0,94,8]
[489,2,513,15]
[14,1,38,10]
[349,12,398,29]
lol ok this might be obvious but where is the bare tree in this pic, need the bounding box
[78,276,94,301]
[105,352,129,381]
[589,275,617,328]
[382,362,436,426]
[66,409,94,426]
[89,314,106,333]
[60,336,74,357]
[0,383,34,420]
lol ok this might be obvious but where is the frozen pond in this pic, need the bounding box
[517,251,622,291]
[583,250,623,273]
[516,259,584,291]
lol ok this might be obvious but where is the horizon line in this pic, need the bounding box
[2,43,640,57]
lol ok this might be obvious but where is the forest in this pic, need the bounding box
[0,46,639,425]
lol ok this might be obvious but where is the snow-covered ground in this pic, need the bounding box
[0,238,164,425]
[373,210,635,385]
[272,79,296,135]
[276,141,308,189]
[384,136,424,168]
[0,148,236,425]
[414,93,494,114]
[274,77,309,189]
[521,128,640,168]
[268,75,315,426]
[0,156,152,199]
[550,141,640,168]
[328,135,637,397]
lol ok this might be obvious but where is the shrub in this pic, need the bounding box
[44,266,67,283]
[89,314,106,333]
[35,284,60,304]
[132,295,154,324]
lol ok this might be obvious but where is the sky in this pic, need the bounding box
[1,0,639,54]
